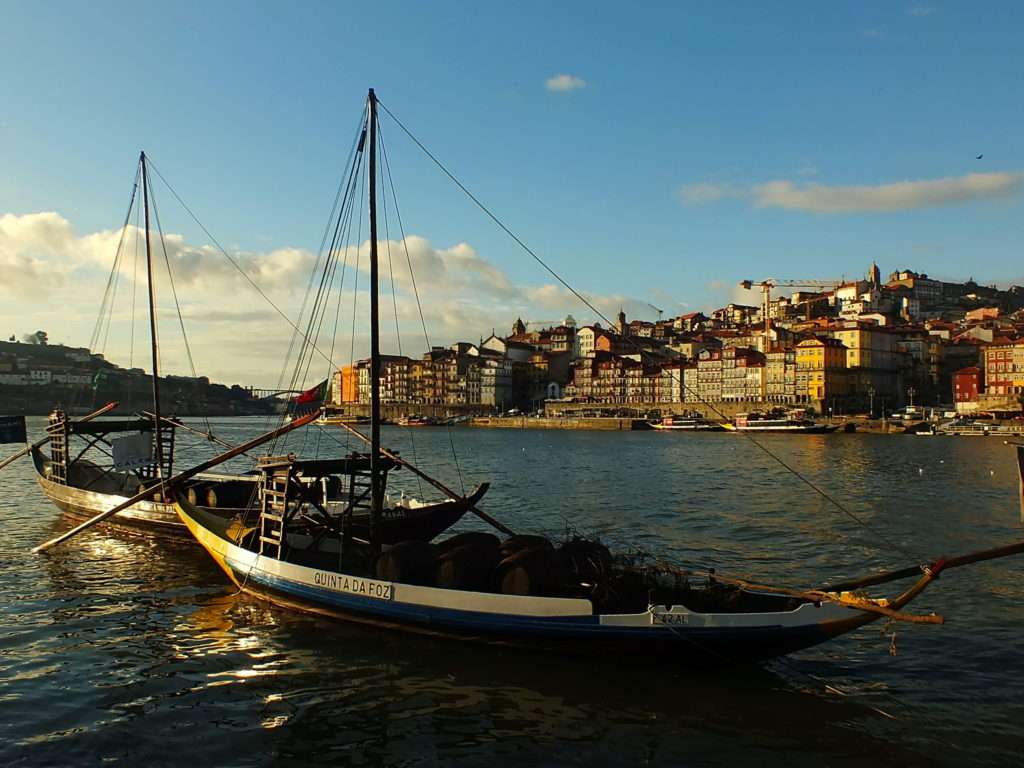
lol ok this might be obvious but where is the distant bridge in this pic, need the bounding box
[245,387,304,400]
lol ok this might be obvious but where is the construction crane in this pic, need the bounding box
[646,303,664,322]
[738,278,842,349]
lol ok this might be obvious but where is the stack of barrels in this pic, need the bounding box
[375,532,612,597]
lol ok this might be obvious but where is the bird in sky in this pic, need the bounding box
[976,154,984,159]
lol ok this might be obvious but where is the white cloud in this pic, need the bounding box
[545,74,587,93]
[679,172,1024,213]
[0,213,69,296]
[0,211,647,386]
[753,173,1023,213]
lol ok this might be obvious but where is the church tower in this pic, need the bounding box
[512,317,526,337]
[616,308,627,335]
[868,261,881,288]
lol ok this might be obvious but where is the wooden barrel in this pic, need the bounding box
[375,541,437,586]
[435,531,501,556]
[203,481,255,509]
[205,486,221,508]
[498,534,553,560]
[493,544,566,597]
[186,483,207,507]
[435,541,502,591]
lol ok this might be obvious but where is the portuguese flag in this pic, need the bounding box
[292,379,328,412]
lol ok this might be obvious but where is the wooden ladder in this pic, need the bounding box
[46,410,68,485]
[139,422,175,483]
[258,457,293,559]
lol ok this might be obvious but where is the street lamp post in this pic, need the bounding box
[868,385,876,419]
[907,386,917,409]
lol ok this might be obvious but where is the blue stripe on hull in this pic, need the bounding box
[230,563,836,661]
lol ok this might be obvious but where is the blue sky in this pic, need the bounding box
[1,1,1022,385]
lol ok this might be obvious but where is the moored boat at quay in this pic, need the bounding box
[723,409,838,434]
[935,419,1024,437]
[649,416,724,431]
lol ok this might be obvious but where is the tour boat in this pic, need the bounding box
[649,416,724,431]
[723,411,838,434]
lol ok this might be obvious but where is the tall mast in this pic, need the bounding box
[367,89,382,548]
[140,152,163,478]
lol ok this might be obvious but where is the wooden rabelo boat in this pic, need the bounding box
[167,90,1024,662]
[20,152,484,546]
[30,424,484,545]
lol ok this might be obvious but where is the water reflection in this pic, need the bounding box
[3,420,1024,766]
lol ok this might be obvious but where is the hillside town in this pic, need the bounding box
[332,264,1024,418]
[0,336,274,416]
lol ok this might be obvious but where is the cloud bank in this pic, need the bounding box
[679,172,1024,213]
[0,211,644,386]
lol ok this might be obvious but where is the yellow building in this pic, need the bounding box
[829,322,896,370]
[796,337,848,401]
[332,365,360,404]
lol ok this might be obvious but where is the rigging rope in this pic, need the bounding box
[378,142,424,499]
[377,99,921,563]
[273,113,368,457]
[129,196,142,369]
[144,159,342,373]
[378,124,466,496]
[88,166,139,356]
[147,176,214,437]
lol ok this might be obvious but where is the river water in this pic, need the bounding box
[2,417,1022,767]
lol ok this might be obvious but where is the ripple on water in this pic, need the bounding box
[2,420,1023,767]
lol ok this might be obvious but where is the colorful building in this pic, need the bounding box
[795,337,848,402]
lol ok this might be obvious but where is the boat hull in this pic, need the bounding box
[723,424,839,434]
[31,446,481,545]
[176,498,876,662]
[649,422,725,431]
[32,447,188,537]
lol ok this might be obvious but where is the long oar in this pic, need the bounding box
[333,421,515,536]
[820,538,1024,593]
[0,401,119,473]
[33,410,321,553]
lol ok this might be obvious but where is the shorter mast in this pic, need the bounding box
[140,152,164,479]
[367,89,383,551]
